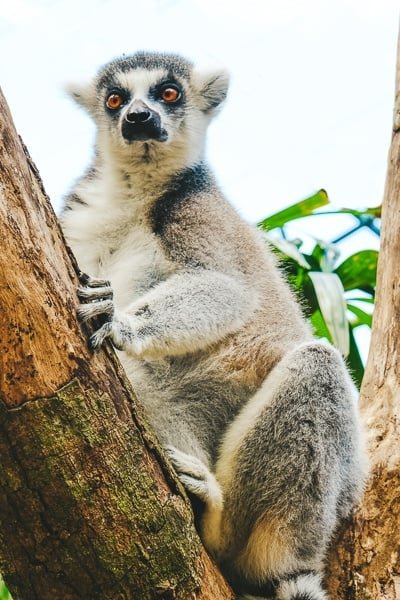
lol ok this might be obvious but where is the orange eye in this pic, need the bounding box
[160,86,180,103]
[106,93,124,110]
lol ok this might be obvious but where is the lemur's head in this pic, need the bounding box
[68,52,229,165]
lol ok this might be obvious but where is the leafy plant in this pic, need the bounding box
[0,577,11,600]
[258,190,380,389]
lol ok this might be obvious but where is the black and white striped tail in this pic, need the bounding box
[239,570,327,600]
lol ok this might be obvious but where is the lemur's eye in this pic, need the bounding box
[159,85,181,103]
[106,93,124,110]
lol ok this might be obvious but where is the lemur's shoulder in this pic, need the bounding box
[149,162,270,275]
[151,162,214,236]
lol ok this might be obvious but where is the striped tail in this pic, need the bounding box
[239,570,327,600]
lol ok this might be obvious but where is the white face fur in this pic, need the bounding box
[67,53,230,168]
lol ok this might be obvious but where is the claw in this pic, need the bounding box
[89,322,113,350]
[77,286,113,301]
[77,299,114,323]
[78,272,91,286]
[78,272,111,288]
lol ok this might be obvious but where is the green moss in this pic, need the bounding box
[0,378,206,598]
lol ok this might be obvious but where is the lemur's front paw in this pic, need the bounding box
[76,274,116,350]
[77,277,114,321]
[166,446,223,509]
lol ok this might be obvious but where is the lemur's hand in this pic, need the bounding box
[77,273,149,353]
[76,273,117,351]
[76,268,256,358]
[77,273,128,350]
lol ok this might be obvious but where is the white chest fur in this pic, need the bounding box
[61,175,175,311]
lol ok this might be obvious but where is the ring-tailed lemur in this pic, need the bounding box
[61,52,366,600]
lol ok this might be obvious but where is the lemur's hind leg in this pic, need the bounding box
[200,342,361,600]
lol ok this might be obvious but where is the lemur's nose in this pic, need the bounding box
[125,109,152,124]
[121,100,165,142]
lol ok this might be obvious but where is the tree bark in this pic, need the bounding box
[326,32,400,600]
[0,89,233,600]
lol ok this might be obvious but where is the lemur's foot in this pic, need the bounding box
[165,446,223,509]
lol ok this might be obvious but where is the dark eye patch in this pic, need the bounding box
[104,87,131,115]
[149,76,185,110]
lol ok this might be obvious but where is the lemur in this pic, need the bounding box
[61,52,366,600]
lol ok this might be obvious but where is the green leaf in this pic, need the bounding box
[321,205,381,219]
[335,250,378,292]
[308,271,349,356]
[347,303,373,328]
[346,296,374,304]
[0,578,11,600]
[265,235,311,269]
[347,327,365,390]
[310,309,333,343]
[258,189,329,230]
[311,240,340,272]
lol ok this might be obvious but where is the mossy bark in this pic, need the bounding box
[0,89,233,600]
[0,379,202,599]
[326,31,400,600]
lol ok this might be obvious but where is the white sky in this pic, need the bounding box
[0,0,398,360]
[1,0,397,219]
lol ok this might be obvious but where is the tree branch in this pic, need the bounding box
[327,29,400,599]
[0,89,233,600]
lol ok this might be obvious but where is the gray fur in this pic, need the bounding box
[60,51,366,599]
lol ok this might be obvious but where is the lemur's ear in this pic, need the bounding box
[65,80,97,113]
[192,67,230,113]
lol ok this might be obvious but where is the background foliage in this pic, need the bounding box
[0,578,11,600]
[258,189,380,389]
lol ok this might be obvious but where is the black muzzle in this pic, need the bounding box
[121,107,168,142]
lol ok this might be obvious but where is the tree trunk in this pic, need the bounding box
[326,32,400,600]
[0,89,233,600]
